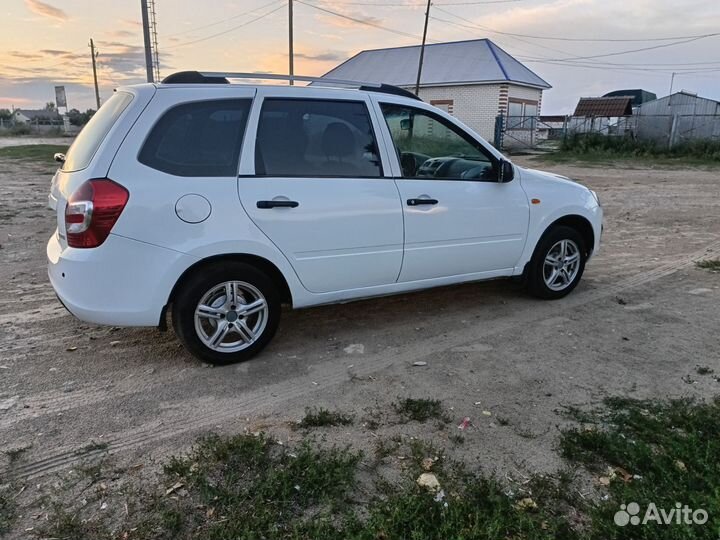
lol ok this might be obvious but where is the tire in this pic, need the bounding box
[172,262,281,365]
[527,225,587,300]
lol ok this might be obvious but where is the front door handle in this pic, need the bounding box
[257,200,299,209]
[407,198,438,206]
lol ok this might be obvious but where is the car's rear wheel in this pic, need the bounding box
[172,262,280,365]
[527,225,587,299]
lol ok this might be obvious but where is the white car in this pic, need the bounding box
[47,71,602,365]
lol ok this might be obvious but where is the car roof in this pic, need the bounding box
[156,71,421,102]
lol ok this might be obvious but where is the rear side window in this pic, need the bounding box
[62,92,133,172]
[255,99,382,178]
[139,99,251,177]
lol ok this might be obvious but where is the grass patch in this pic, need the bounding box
[0,481,15,536]
[37,432,574,540]
[3,444,32,464]
[0,144,69,163]
[537,133,720,167]
[393,397,447,422]
[74,440,109,455]
[696,259,720,271]
[560,396,720,539]
[20,397,720,539]
[297,407,354,429]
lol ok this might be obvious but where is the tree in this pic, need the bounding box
[67,108,96,126]
[45,102,56,111]
[0,109,11,121]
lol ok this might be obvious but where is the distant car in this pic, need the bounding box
[47,71,602,365]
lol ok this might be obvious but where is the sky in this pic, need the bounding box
[1,0,719,114]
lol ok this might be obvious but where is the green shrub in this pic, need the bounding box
[557,133,720,161]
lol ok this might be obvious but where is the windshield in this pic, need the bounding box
[62,92,133,172]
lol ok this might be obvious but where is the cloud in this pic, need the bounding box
[109,30,137,39]
[24,0,67,21]
[295,51,347,63]
[39,49,74,57]
[9,51,44,60]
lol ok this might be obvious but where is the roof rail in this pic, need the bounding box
[160,71,421,101]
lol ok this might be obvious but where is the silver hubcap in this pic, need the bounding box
[543,239,581,291]
[194,281,268,353]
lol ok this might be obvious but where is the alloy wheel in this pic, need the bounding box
[543,239,581,292]
[194,281,269,353]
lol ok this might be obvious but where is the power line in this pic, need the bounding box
[163,0,283,38]
[433,5,720,43]
[303,0,525,5]
[427,10,719,76]
[295,0,435,41]
[540,35,717,61]
[163,3,287,49]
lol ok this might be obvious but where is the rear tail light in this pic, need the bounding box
[65,179,129,248]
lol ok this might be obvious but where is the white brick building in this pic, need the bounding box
[318,39,551,146]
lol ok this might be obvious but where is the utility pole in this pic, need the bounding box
[669,72,676,95]
[148,0,160,81]
[288,0,294,85]
[89,38,101,110]
[140,0,154,82]
[414,0,432,96]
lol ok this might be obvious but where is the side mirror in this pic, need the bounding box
[498,159,514,183]
[54,153,66,164]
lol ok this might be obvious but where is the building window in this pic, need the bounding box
[507,98,538,130]
[430,99,454,116]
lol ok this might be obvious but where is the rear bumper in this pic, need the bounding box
[47,231,197,326]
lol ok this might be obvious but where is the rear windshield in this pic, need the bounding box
[62,92,133,172]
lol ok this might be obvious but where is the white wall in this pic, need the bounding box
[409,83,543,147]
[415,84,502,142]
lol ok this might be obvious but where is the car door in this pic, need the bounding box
[377,100,530,283]
[237,90,404,294]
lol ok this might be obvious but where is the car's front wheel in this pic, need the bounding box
[527,225,587,299]
[172,262,280,365]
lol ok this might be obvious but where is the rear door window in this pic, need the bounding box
[62,92,133,172]
[139,99,251,177]
[255,99,382,177]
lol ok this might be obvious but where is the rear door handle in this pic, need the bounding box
[407,198,438,206]
[256,200,299,209]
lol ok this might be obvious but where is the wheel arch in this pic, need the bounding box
[544,214,595,256]
[159,253,293,329]
[519,213,595,282]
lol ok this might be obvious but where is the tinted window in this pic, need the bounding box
[62,92,133,172]
[255,99,382,177]
[381,103,496,181]
[139,99,251,177]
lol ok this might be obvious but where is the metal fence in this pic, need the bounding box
[495,113,720,151]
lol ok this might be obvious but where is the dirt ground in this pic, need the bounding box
[1,154,719,531]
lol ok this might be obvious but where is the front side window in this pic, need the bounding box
[139,99,251,177]
[380,103,496,181]
[255,99,382,177]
